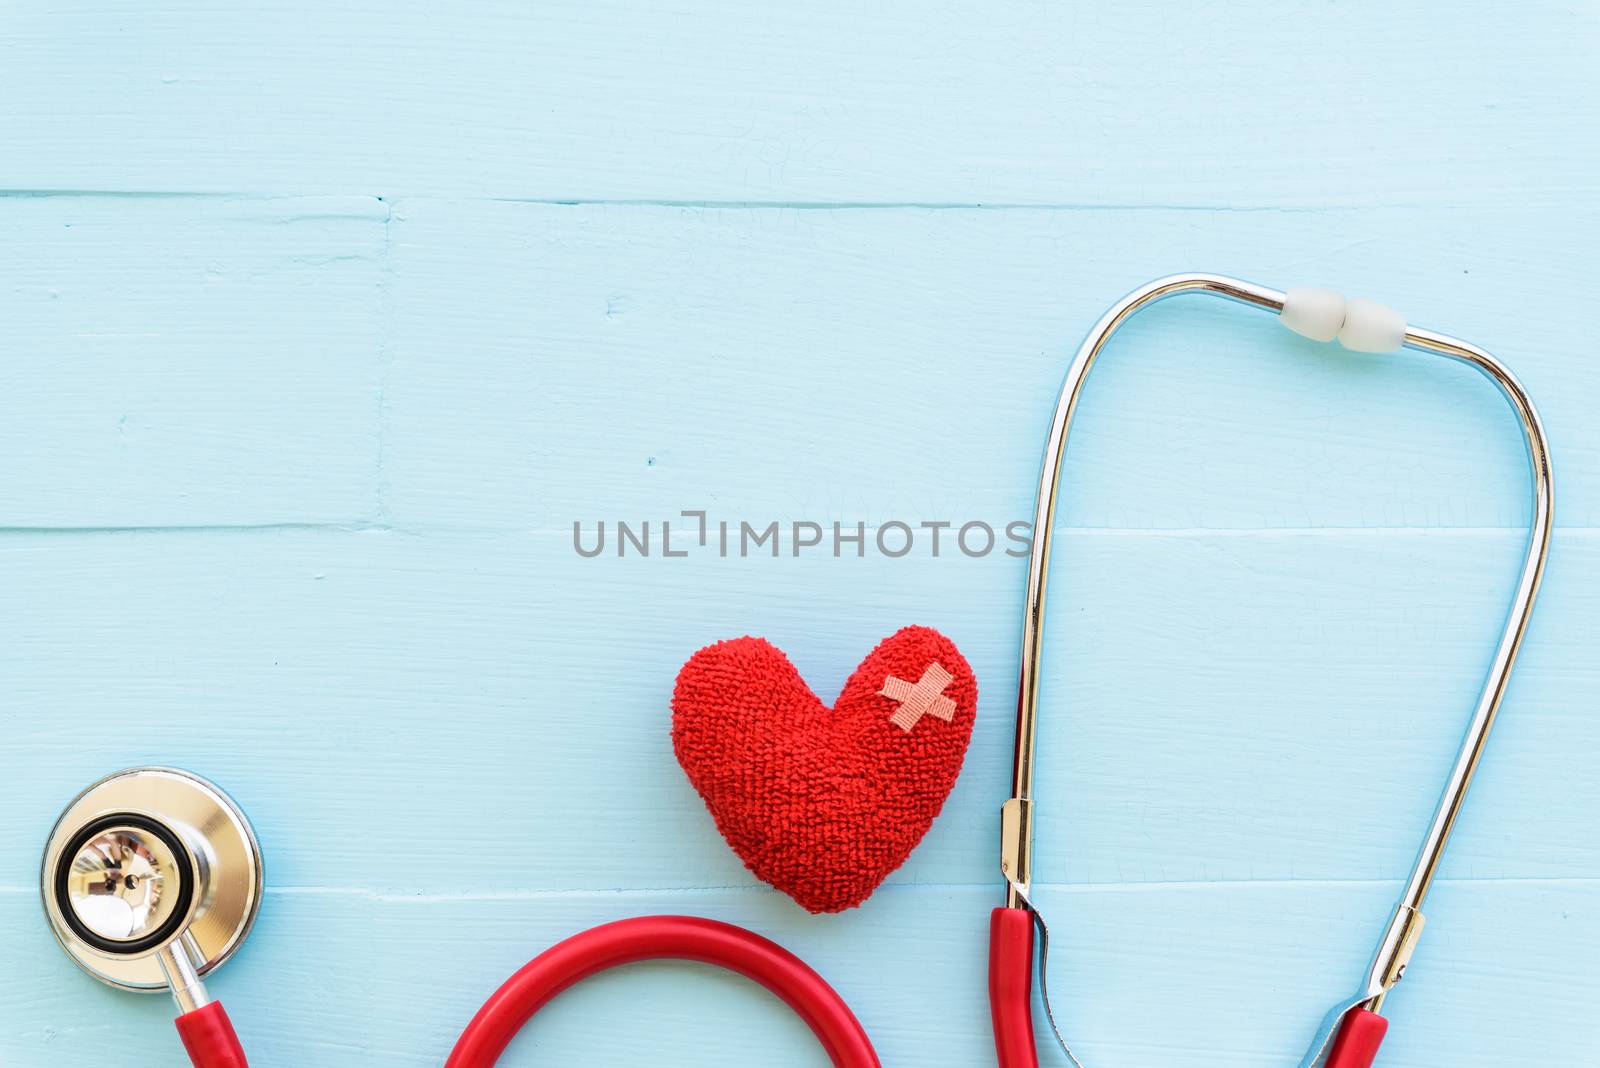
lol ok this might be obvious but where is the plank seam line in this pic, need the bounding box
[372,197,396,525]
[1,876,1592,899]
[0,522,393,535]
[1,525,1595,537]
[0,190,1371,212]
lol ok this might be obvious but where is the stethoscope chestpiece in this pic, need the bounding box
[40,767,263,994]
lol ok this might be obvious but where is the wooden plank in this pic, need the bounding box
[0,196,388,526]
[383,200,1596,531]
[2,527,1590,895]
[1,2,1595,204]
[1,880,1594,1065]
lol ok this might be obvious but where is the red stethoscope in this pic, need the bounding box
[42,276,1550,1068]
[446,916,878,1067]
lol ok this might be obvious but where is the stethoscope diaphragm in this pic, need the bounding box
[40,766,263,993]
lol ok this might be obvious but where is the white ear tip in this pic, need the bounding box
[1338,298,1407,353]
[1280,287,1346,342]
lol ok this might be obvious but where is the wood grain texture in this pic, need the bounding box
[1,196,388,527]
[0,2,1596,205]
[382,200,1597,531]
[2,0,1597,1065]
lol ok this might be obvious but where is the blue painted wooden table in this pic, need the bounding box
[3,2,1597,1064]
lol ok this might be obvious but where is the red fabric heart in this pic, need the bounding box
[672,626,977,913]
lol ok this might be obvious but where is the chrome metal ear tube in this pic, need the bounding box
[998,274,1553,1068]
[158,936,214,1015]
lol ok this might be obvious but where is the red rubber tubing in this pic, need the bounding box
[989,906,1039,1068]
[166,916,1383,1068]
[1324,1007,1389,1068]
[443,915,880,1068]
[175,1002,249,1068]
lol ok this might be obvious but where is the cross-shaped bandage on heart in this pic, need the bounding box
[879,662,957,731]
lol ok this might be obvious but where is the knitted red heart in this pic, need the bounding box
[672,626,977,913]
